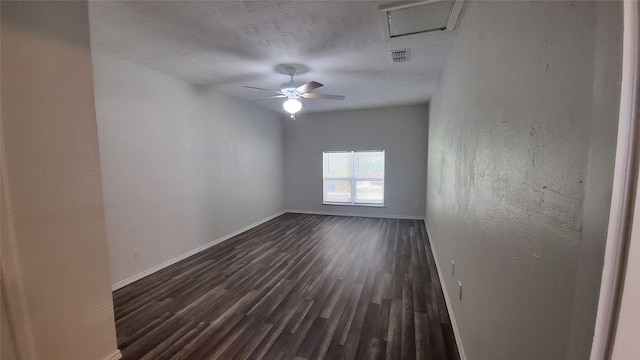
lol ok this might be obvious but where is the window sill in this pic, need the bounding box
[322,202,386,208]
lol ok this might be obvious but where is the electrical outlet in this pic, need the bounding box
[451,260,455,277]
[133,248,142,260]
[458,281,463,301]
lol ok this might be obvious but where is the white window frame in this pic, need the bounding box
[322,150,385,206]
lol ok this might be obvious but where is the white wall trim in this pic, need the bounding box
[111,211,286,291]
[591,1,639,359]
[285,209,424,220]
[103,350,122,360]
[424,219,468,360]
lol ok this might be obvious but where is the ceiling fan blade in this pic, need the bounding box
[243,85,283,95]
[248,95,286,102]
[296,81,323,93]
[302,93,345,101]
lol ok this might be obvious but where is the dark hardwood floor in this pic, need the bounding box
[113,213,460,360]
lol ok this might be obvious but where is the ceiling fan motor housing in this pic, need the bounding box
[280,82,305,94]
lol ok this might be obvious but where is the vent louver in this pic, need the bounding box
[389,48,411,63]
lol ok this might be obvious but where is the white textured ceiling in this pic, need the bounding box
[88,1,456,114]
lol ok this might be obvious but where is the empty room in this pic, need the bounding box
[2,1,639,360]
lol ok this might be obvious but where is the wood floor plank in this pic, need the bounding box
[386,299,402,360]
[112,213,460,359]
[231,322,273,360]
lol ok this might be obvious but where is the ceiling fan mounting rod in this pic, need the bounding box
[284,65,298,82]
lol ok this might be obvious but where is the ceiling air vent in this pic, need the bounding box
[379,0,465,41]
[389,48,411,63]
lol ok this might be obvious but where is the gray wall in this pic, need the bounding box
[1,292,18,360]
[425,1,621,360]
[1,2,120,359]
[284,105,428,218]
[92,54,285,286]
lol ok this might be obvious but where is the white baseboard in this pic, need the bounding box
[285,209,424,220]
[111,211,286,291]
[103,350,122,360]
[424,219,467,360]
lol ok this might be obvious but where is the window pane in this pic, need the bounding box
[324,180,352,202]
[354,152,384,179]
[324,152,351,178]
[355,181,384,203]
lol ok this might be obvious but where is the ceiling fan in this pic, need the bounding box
[243,64,345,119]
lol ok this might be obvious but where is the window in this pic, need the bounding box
[323,150,385,206]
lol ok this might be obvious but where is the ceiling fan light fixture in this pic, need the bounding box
[283,98,302,114]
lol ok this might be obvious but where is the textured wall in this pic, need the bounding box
[91,54,285,286]
[1,2,120,359]
[284,105,429,218]
[425,1,621,359]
